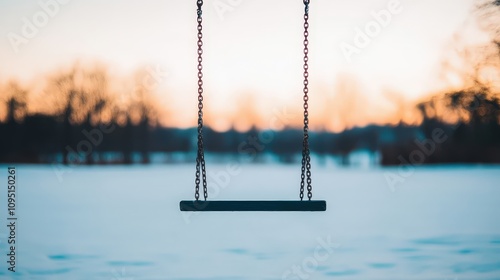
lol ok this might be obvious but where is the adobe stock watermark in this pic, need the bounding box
[237,107,297,160]
[212,0,244,21]
[181,106,297,224]
[384,92,492,192]
[111,267,134,280]
[281,235,340,280]
[138,65,169,92]
[7,0,71,54]
[51,122,116,182]
[51,65,168,182]
[117,64,169,105]
[339,0,403,63]
[384,127,448,192]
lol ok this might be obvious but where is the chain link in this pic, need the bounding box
[195,0,208,201]
[300,0,312,201]
[193,0,312,201]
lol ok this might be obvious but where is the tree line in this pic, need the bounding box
[0,82,498,165]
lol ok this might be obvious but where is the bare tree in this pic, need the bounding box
[1,81,28,123]
[43,63,114,164]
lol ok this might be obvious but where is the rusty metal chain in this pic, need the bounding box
[195,0,208,201]
[300,0,313,201]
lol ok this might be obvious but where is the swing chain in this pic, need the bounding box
[195,0,208,201]
[193,0,312,202]
[300,0,312,201]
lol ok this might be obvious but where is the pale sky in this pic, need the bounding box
[0,0,491,131]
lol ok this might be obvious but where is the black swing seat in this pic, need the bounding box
[179,200,327,212]
[181,1,323,213]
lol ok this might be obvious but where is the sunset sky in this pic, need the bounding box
[0,0,493,131]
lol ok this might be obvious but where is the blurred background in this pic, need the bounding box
[1,1,500,279]
[0,0,498,166]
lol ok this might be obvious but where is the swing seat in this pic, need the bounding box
[180,1,325,213]
[179,200,327,211]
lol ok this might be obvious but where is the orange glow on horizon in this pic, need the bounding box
[1,0,498,132]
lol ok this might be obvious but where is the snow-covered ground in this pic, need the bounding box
[0,164,499,280]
